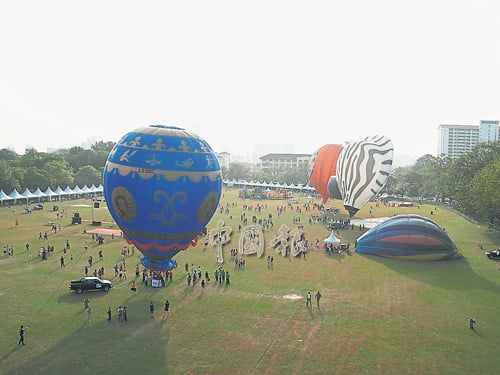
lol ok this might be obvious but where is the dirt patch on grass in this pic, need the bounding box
[283,293,303,300]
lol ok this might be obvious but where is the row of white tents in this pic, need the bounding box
[223,179,315,191]
[0,179,315,206]
[0,184,104,205]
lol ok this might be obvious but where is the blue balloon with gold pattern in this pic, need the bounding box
[103,125,222,271]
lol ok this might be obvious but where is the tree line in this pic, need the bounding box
[224,142,499,224]
[0,141,114,193]
[1,141,498,224]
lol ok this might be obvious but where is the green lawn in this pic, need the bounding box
[0,190,499,375]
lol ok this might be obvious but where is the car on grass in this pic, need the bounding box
[33,204,44,210]
[69,276,112,294]
[485,249,500,260]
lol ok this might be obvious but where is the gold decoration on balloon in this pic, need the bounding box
[111,186,136,222]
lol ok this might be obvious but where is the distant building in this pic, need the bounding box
[216,152,231,170]
[479,119,499,143]
[258,153,311,170]
[437,120,499,158]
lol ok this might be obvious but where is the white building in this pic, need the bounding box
[438,120,499,158]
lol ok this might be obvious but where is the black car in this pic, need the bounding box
[485,249,500,260]
[69,277,112,294]
[33,204,44,210]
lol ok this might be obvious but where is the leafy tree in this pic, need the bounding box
[0,160,20,192]
[22,167,51,191]
[91,141,115,153]
[468,158,500,222]
[74,166,102,188]
[0,148,19,161]
[43,160,74,188]
[445,142,500,215]
[226,162,252,181]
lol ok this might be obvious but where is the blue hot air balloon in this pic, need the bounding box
[355,214,461,260]
[103,125,222,271]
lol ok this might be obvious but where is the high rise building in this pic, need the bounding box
[479,120,499,143]
[438,120,499,158]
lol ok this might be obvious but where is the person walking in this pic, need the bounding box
[469,318,476,330]
[107,307,111,321]
[306,291,312,308]
[315,291,322,308]
[85,307,91,322]
[149,301,154,317]
[18,325,26,345]
[130,281,137,294]
[162,300,170,319]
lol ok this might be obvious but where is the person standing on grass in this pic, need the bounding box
[162,300,170,319]
[306,291,312,308]
[18,325,26,345]
[131,281,137,294]
[107,307,111,321]
[85,307,91,322]
[149,301,154,317]
[315,291,322,308]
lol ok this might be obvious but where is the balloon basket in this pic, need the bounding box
[140,257,178,272]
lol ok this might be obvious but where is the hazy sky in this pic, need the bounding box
[1,1,499,164]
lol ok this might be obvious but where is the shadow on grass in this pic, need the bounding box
[357,254,500,293]
[58,291,113,304]
[4,300,169,375]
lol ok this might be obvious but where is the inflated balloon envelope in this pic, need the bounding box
[335,135,394,217]
[103,125,222,271]
[308,144,343,203]
[355,214,462,260]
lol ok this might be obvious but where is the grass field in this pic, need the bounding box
[0,189,499,375]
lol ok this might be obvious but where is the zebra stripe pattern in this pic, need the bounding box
[336,135,394,216]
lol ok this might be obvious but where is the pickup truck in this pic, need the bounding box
[69,277,112,294]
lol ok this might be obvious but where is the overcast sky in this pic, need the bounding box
[1,1,498,165]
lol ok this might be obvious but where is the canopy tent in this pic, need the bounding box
[54,186,67,196]
[0,189,10,200]
[324,230,341,244]
[44,187,59,201]
[21,188,38,204]
[33,187,47,198]
[0,189,13,206]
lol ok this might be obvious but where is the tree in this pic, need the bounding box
[468,158,500,222]
[0,160,20,192]
[43,160,74,188]
[444,142,500,215]
[74,166,102,188]
[0,148,19,162]
[226,162,251,181]
[22,167,51,191]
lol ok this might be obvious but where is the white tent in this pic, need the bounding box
[323,230,341,244]
[21,188,38,202]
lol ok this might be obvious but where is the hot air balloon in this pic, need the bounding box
[336,135,393,217]
[103,125,222,271]
[355,214,461,260]
[308,144,343,202]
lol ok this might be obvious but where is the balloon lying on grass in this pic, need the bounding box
[308,144,343,202]
[103,125,222,271]
[335,135,394,217]
[355,214,462,260]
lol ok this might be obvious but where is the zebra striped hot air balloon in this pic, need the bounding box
[335,135,394,217]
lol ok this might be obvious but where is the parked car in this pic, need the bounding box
[485,249,500,260]
[33,204,44,210]
[69,277,112,294]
